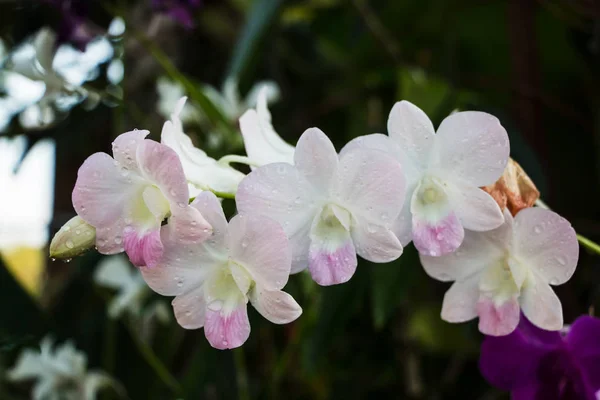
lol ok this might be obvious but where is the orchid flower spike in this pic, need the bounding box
[72,130,212,267]
[344,101,510,256]
[239,87,295,167]
[141,192,302,350]
[420,207,579,336]
[236,128,406,286]
[161,97,245,196]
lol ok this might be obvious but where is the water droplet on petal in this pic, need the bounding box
[555,256,566,266]
[533,225,542,234]
[66,240,74,249]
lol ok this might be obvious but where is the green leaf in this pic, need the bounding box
[227,0,284,84]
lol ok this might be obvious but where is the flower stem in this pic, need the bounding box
[125,322,182,395]
[576,234,600,256]
[233,347,250,400]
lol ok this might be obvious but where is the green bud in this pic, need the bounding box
[49,216,96,259]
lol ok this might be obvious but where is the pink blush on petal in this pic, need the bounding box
[412,212,464,256]
[308,240,358,286]
[204,306,251,350]
[477,297,520,336]
[124,228,163,268]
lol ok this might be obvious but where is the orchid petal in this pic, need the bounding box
[420,222,507,282]
[520,275,563,331]
[239,87,294,167]
[446,181,504,231]
[333,147,405,226]
[431,111,509,187]
[512,207,578,286]
[228,214,291,291]
[236,162,318,272]
[308,232,357,286]
[387,101,435,172]
[477,297,520,336]
[412,211,464,257]
[123,227,163,267]
[294,127,339,193]
[204,304,250,350]
[441,273,480,323]
[112,129,149,172]
[351,218,402,263]
[341,133,422,186]
[249,286,302,324]
[172,286,206,329]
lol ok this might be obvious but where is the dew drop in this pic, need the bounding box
[222,340,229,346]
[549,277,559,285]
[114,236,123,245]
[66,240,74,249]
[555,256,566,266]
[63,226,71,232]
[533,225,542,234]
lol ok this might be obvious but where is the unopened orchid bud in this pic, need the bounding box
[49,216,96,259]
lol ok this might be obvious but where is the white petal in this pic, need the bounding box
[333,147,405,225]
[520,273,563,331]
[446,181,504,231]
[228,214,292,290]
[431,111,510,187]
[239,98,294,168]
[512,207,579,285]
[340,133,422,185]
[236,162,319,272]
[420,220,509,282]
[441,273,481,323]
[387,101,435,172]
[294,127,339,193]
[391,184,416,246]
[161,119,244,194]
[172,286,206,329]
[249,286,302,324]
[351,219,402,263]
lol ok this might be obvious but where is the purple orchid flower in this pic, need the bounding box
[479,314,600,399]
[151,0,202,29]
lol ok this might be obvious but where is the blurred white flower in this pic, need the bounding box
[94,255,149,319]
[203,77,280,121]
[94,255,170,324]
[156,76,280,127]
[0,27,114,131]
[7,337,123,400]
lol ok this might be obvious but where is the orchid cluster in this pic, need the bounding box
[49,82,593,394]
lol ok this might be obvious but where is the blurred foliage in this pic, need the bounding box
[1,0,600,399]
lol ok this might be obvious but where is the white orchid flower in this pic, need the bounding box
[161,97,246,196]
[7,337,124,400]
[239,87,295,167]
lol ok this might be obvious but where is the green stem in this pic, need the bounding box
[577,234,600,256]
[125,322,182,395]
[233,347,250,400]
[208,189,236,200]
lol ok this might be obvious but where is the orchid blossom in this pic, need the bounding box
[343,101,510,256]
[420,207,579,336]
[72,130,212,267]
[239,87,294,167]
[7,337,124,400]
[161,96,245,196]
[236,127,406,286]
[141,191,302,349]
[480,315,600,399]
